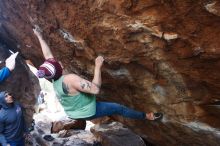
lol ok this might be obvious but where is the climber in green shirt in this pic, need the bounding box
[33,26,163,121]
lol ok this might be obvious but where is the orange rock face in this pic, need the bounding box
[1,0,220,145]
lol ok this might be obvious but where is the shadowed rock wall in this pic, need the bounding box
[0,0,220,145]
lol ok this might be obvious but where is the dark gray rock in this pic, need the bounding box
[91,122,146,146]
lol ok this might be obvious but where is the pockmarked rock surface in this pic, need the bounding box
[91,122,146,146]
[0,0,220,145]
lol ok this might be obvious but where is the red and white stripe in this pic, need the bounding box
[40,62,56,78]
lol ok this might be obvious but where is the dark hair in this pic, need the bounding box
[4,92,13,97]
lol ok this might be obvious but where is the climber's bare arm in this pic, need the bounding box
[33,28,54,59]
[92,56,104,88]
[62,56,104,95]
[62,74,100,95]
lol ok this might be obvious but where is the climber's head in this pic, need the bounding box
[37,58,63,81]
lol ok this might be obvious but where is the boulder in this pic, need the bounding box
[91,122,146,146]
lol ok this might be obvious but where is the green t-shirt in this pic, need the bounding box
[53,76,96,119]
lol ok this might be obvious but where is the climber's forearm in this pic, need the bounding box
[37,36,54,59]
[92,66,102,88]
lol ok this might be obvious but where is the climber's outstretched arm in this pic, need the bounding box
[92,56,104,88]
[62,56,104,95]
[33,28,54,59]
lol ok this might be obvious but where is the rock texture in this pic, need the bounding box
[32,111,145,146]
[31,111,98,146]
[91,122,146,146]
[51,119,86,133]
[0,0,220,145]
